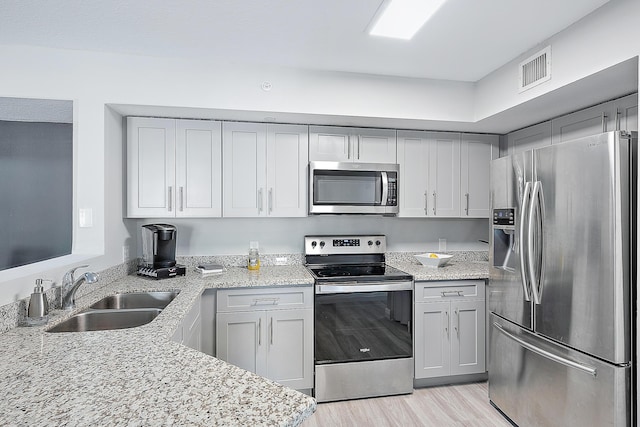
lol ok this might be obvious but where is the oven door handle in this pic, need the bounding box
[316,281,413,294]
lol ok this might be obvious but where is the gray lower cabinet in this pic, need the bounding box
[172,294,202,352]
[414,280,486,380]
[216,287,314,390]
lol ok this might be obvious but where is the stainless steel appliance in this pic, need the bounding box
[138,224,186,279]
[309,161,399,215]
[305,235,413,402]
[488,131,636,426]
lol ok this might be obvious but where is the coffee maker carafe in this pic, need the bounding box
[138,224,186,279]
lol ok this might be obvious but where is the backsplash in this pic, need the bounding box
[177,253,305,269]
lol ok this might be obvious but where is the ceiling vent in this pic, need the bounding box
[519,46,551,92]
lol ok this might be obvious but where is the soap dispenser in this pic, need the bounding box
[26,279,50,326]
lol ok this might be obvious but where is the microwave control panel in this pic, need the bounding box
[493,208,515,226]
[386,175,397,206]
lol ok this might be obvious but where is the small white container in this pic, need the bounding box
[414,253,453,268]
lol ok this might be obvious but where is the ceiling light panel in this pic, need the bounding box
[369,0,448,40]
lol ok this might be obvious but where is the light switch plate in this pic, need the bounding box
[79,208,93,228]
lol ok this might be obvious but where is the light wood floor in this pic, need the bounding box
[303,382,512,427]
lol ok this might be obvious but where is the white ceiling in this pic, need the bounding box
[0,0,611,82]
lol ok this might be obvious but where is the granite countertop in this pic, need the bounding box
[0,265,316,427]
[0,257,488,425]
[387,256,489,282]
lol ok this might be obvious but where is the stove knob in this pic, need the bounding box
[375,240,381,246]
[319,241,325,248]
[368,240,373,246]
[311,241,317,248]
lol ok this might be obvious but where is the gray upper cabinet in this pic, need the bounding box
[223,122,308,217]
[309,126,396,163]
[506,121,551,156]
[610,93,637,133]
[551,101,616,145]
[429,132,461,217]
[551,94,638,145]
[506,93,637,156]
[397,131,460,217]
[398,131,496,218]
[127,117,222,218]
[460,134,499,218]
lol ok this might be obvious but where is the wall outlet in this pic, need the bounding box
[122,245,130,262]
[275,257,287,266]
[79,208,93,228]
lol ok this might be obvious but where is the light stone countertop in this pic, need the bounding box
[0,265,316,427]
[387,259,489,281]
[0,259,488,426]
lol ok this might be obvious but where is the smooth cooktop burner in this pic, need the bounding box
[308,264,412,282]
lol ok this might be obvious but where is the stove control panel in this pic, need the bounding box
[305,235,386,255]
[334,238,360,247]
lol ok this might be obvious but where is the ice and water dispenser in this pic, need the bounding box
[492,208,517,270]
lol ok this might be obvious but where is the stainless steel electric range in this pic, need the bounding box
[305,235,414,402]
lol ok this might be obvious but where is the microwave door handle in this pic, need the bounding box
[381,172,389,206]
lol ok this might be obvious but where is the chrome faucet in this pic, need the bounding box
[61,265,99,310]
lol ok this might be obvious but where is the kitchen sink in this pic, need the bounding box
[47,309,162,333]
[47,291,180,333]
[89,291,180,310]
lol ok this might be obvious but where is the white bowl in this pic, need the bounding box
[414,253,453,268]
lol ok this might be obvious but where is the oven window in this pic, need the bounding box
[315,290,412,364]
[313,170,381,205]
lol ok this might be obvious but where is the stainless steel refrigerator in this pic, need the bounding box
[488,131,636,426]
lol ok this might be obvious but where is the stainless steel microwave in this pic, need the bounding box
[309,161,399,215]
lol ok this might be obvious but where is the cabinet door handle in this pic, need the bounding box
[424,191,428,215]
[168,186,173,212]
[455,309,460,338]
[258,317,262,346]
[268,188,273,214]
[270,317,274,345]
[465,193,469,216]
[258,188,263,213]
[445,311,449,339]
[441,290,464,297]
[252,298,280,306]
[433,191,437,215]
[179,187,184,212]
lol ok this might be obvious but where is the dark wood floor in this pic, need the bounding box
[303,382,512,427]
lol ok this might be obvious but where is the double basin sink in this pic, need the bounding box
[47,291,180,333]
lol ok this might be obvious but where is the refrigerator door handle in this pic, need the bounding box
[493,322,597,377]
[519,182,532,301]
[527,181,544,305]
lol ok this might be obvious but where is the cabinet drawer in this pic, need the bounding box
[217,286,313,312]
[415,280,485,302]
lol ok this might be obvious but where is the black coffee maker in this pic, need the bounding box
[138,224,186,279]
